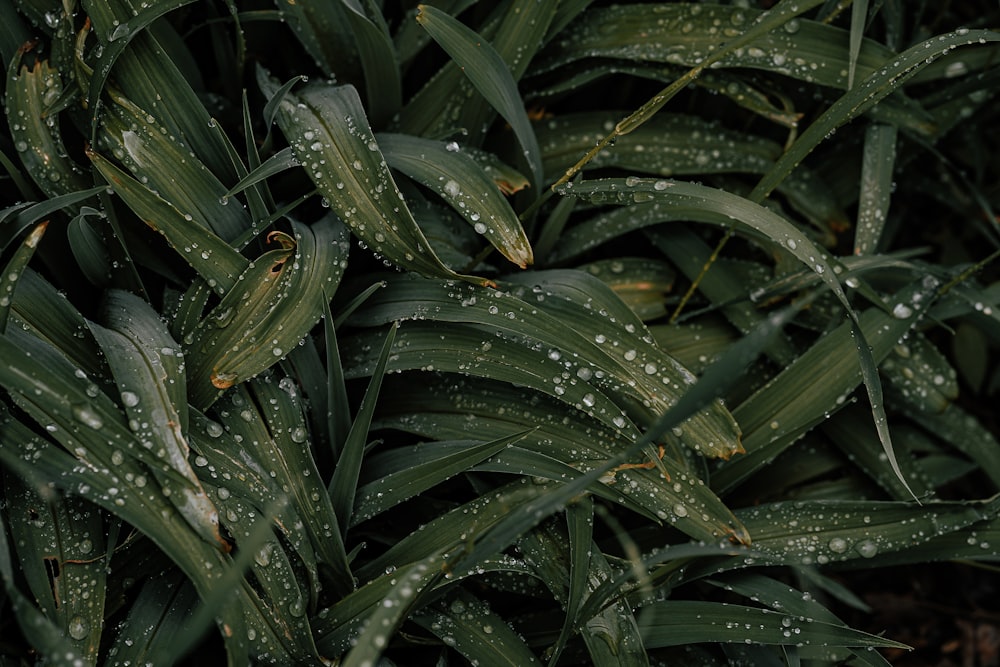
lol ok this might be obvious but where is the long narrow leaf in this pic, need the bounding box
[416,4,543,188]
[329,321,397,532]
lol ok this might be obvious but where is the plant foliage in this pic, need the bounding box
[1,0,999,665]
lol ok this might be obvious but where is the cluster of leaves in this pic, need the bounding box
[1,0,999,664]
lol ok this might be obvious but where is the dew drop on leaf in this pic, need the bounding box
[67,615,89,640]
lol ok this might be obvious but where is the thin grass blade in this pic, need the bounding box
[416,4,544,188]
[854,123,898,255]
[329,321,397,532]
[0,221,46,334]
[640,600,909,650]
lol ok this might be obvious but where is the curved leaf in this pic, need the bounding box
[378,132,533,268]
[184,216,349,408]
[416,4,544,187]
[260,71,491,286]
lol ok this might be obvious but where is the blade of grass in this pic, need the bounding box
[6,57,90,196]
[740,497,1000,567]
[413,588,541,666]
[640,600,909,650]
[550,0,827,189]
[4,477,107,664]
[847,0,870,89]
[416,4,544,189]
[854,123,898,255]
[378,132,533,268]
[88,148,247,295]
[329,321,397,533]
[0,221,46,334]
[259,69,492,286]
[0,499,82,667]
[353,432,525,525]
[445,294,814,575]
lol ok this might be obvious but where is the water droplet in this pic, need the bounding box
[828,537,848,553]
[945,61,969,78]
[72,404,103,430]
[68,615,89,640]
[289,599,305,617]
[854,539,878,558]
[672,503,689,518]
[443,180,461,197]
[891,303,913,319]
[120,391,139,407]
[255,545,273,568]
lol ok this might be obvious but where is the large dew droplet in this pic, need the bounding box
[67,615,90,640]
[72,404,103,430]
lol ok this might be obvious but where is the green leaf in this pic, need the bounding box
[446,295,813,575]
[84,0,199,139]
[416,4,544,188]
[1,186,109,245]
[353,433,525,525]
[378,132,533,268]
[534,3,891,91]
[205,375,355,596]
[906,403,1000,490]
[413,588,541,666]
[260,70,492,286]
[4,478,107,665]
[847,0,870,89]
[222,146,298,199]
[90,290,228,551]
[713,277,941,494]
[854,123,898,255]
[330,321,396,532]
[67,209,112,287]
[104,572,200,667]
[740,497,1000,567]
[5,57,90,196]
[0,221,46,334]
[640,600,909,651]
[9,269,104,378]
[341,0,402,128]
[96,89,250,243]
[88,148,247,295]
[340,555,443,667]
[348,271,742,461]
[749,28,1000,203]
[0,377,256,661]
[0,492,83,667]
[183,216,349,408]
[556,176,923,496]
